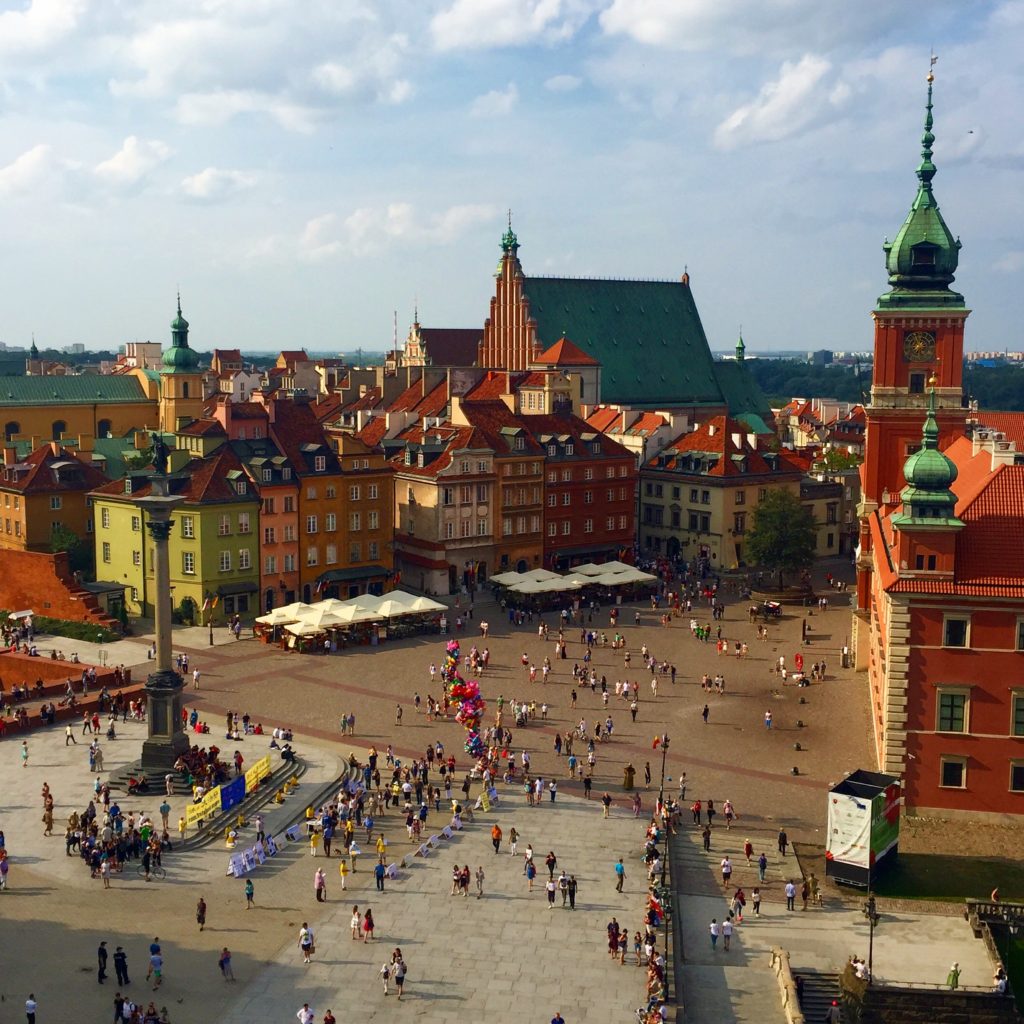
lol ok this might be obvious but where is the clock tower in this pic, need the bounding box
[857,70,969,612]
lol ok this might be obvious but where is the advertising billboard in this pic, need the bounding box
[825,769,901,887]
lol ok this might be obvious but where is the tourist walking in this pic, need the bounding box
[114,946,129,986]
[298,922,315,963]
[196,896,207,931]
[709,918,719,950]
[614,858,626,893]
[315,868,327,901]
[785,880,796,911]
[219,947,235,981]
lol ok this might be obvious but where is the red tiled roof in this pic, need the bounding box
[313,394,342,423]
[535,335,600,367]
[389,424,487,478]
[414,380,449,418]
[585,407,623,433]
[278,350,309,362]
[653,416,803,476]
[343,388,383,413]
[268,400,339,476]
[231,402,268,420]
[388,379,429,413]
[1,444,109,494]
[357,417,388,448]
[178,418,227,437]
[975,411,1024,448]
[91,446,252,505]
[397,550,449,570]
[464,372,517,402]
[521,412,633,460]
[457,401,544,455]
[625,412,668,436]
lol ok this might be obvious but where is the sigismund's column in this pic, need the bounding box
[136,472,190,771]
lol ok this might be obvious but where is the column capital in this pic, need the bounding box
[145,519,174,541]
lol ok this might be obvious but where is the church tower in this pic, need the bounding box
[857,69,969,610]
[159,296,204,432]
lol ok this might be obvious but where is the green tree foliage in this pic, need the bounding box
[814,448,863,472]
[745,489,817,588]
[50,524,93,577]
[746,359,865,405]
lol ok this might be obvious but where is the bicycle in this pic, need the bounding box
[137,863,166,881]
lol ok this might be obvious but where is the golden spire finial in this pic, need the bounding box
[928,51,937,83]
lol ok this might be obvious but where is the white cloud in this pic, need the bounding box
[94,135,171,185]
[181,167,257,202]
[713,55,834,150]
[545,73,582,92]
[0,144,55,195]
[299,213,342,263]
[993,251,1024,274]
[470,82,519,117]
[0,0,86,58]
[173,90,319,133]
[431,0,595,51]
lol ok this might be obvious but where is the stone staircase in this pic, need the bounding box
[799,971,844,1023]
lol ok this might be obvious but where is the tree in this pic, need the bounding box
[814,447,863,472]
[50,524,93,577]
[745,488,816,589]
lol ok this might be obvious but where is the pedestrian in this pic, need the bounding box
[338,857,348,890]
[21,739,28,767]
[509,827,519,856]
[824,999,841,1023]
[758,851,768,881]
[192,667,200,690]
[196,896,207,931]
[743,838,753,864]
[801,877,809,911]
[491,823,502,853]
[394,957,407,1000]
[374,860,385,892]
[351,906,362,940]
[98,940,109,984]
[752,887,762,917]
[25,994,36,1024]
[114,946,130,985]
[709,918,719,950]
[476,865,485,898]
[778,829,788,856]
[546,876,557,907]
[702,824,711,852]
[701,704,709,725]
[395,704,403,726]
[601,792,612,818]
[764,709,772,730]
[362,907,375,942]
[299,922,315,963]
[720,856,732,887]
[947,962,960,990]
[245,878,255,908]
[316,867,327,901]
[147,950,163,991]
[379,961,391,995]
[526,859,537,890]
[65,723,77,745]
[722,917,733,951]
[296,1003,315,1024]
[785,879,796,911]
[567,874,578,910]
[614,858,626,893]
[219,947,235,981]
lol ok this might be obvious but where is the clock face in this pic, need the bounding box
[903,331,936,362]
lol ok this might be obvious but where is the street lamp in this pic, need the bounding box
[862,893,879,984]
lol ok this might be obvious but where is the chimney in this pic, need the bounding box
[3,447,16,467]
[77,433,94,454]
[133,431,148,451]
[50,440,61,456]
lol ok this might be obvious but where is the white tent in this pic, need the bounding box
[596,560,635,575]
[256,603,315,625]
[284,620,328,637]
[406,595,447,613]
[521,568,562,582]
[490,571,525,586]
[296,607,349,629]
[569,563,606,577]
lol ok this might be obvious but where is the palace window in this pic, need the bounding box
[219,550,232,572]
[1012,693,1024,737]
[181,551,194,574]
[1011,762,1024,794]
[936,689,969,733]
[942,616,970,648]
[306,547,318,566]
[939,756,966,789]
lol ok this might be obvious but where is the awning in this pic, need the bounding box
[216,581,260,596]
[554,543,619,558]
[82,581,127,596]
[316,565,389,586]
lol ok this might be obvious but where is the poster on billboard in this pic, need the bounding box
[825,769,901,887]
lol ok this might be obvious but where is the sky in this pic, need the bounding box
[1,0,1022,356]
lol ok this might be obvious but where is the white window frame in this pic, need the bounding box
[219,550,232,572]
[238,548,251,570]
[938,755,967,790]
[182,550,195,574]
[935,686,970,734]
[942,615,970,649]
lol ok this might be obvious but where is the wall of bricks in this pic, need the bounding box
[0,549,117,628]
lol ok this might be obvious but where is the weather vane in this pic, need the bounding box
[929,51,938,82]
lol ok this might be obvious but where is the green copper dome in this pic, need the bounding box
[878,74,964,311]
[893,384,962,529]
[162,295,200,374]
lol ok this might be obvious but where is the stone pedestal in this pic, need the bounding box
[136,475,189,773]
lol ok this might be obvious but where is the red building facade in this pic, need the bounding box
[856,76,1024,821]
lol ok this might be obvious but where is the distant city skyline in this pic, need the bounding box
[1,2,1021,354]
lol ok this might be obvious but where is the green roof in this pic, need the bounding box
[712,361,773,423]
[0,376,151,407]
[521,276,723,408]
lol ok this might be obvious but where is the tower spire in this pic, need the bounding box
[916,59,937,195]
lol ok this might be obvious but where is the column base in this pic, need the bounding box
[141,730,191,773]
[142,668,190,773]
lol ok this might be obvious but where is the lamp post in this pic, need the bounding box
[863,892,879,984]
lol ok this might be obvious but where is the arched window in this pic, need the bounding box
[182,382,190,398]
[4,421,19,442]
[97,419,112,439]
[51,420,67,441]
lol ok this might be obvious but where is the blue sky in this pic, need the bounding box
[0,0,1021,355]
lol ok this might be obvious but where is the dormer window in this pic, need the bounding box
[565,442,574,456]
[515,436,525,451]
[124,479,132,495]
[314,455,326,472]
[235,481,247,495]
[911,244,936,267]
[547,444,557,457]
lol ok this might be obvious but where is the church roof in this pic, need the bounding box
[520,275,723,408]
[0,376,152,406]
[420,328,480,366]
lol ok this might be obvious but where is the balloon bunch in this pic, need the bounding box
[441,639,488,760]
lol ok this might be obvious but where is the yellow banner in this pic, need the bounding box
[480,790,491,812]
[245,755,272,794]
[185,787,222,827]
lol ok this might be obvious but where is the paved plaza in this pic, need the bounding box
[0,562,1002,1022]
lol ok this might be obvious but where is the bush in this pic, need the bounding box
[30,616,120,644]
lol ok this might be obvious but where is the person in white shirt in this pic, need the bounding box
[721,918,733,951]
[296,1003,315,1023]
[709,918,720,950]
